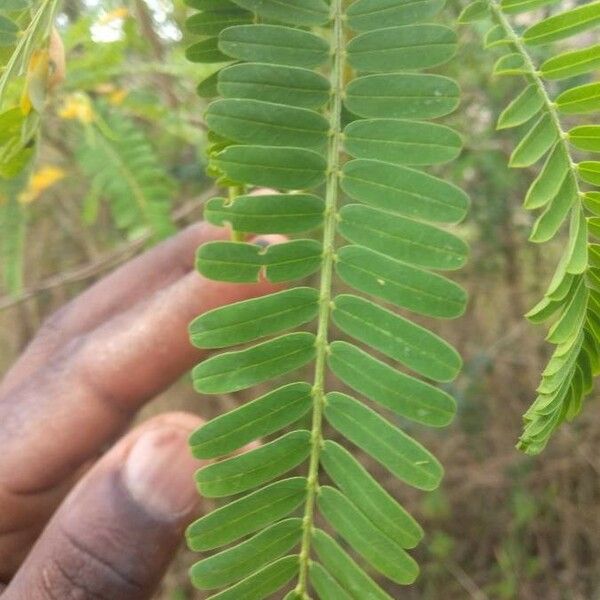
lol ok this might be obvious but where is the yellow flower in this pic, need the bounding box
[19,166,66,204]
[58,93,94,124]
[98,7,129,24]
[107,88,128,106]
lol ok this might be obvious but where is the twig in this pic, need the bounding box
[0,191,213,312]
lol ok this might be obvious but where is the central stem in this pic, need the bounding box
[296,1,345,596]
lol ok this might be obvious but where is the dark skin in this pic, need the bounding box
[0,222,284,599]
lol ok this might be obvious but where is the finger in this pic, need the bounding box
[1,222,228,396]
[0,235,285,498]
[4,413,203,599]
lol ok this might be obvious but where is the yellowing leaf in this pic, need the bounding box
[18,166,66,204]
[20,50,50,115]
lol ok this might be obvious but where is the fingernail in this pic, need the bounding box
[123,426,200,521]
[254,237,271,248]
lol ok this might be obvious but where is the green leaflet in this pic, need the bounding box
[196,430,311,497]
[230,0,330,26]
[457,1,489,23]
[312,530,393,600]
[196,241,262,282]
[317,486,419,585]
[213,145,327,189]
[579,162,600,187]
[556,82,600,115]
[309,563,353,600]
[328,341,457,427]
[206,555,299,600]
[493,53,526,76]
[321,440,424,548]
[325,392,444,490]
[190,287,319,348]
[263,239,322,282]
[341,159,469,224]
[192,332,316,394]
[343,119,462,165]
[219,25,330,68]
[485,24,510,48]
[187,38,229,63]
[524,144,569,210]
[345,73,460,120]
[336,245,467,318]
[540,44,600,80]
[186,9,252,36]
[190,519,302,589]
[187,477,307,550]
[500,0,560,14]
[338,204,468,269]
[347,25,457,72]
[206,99,329,149]
[218,63,331,109]
[509,114,558,168]
[204,194,324,233]
[189,382,313,459]
[523,1,600,46]
[569,125,600,153]
[0,15,18,47]
[346,0,444,31]
[497,84,544,130]
[332,294,462,381]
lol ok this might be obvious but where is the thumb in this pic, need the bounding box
[3,413,203,600]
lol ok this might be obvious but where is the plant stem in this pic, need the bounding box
[487,0,581,194]
[296,0,345,596]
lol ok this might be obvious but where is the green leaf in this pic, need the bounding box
[347,25,457,72]
[309,563,353,600]
[321,440,423,548]
[336,245,467,318]
[218,63,331,109]
[578,161,600,186]
[509,114,558,168]
[219,25,329,68]
[264,239,322,282]
[540,44,600,80]
[189,382,313,459]
[556,82,600,115]
[190,519,302,589]
[206,99,329,149]
[493,53,527,76]
[484,24,510,48]
[231,0,330,26]
[186,9,252,36]
[338,204,468,270]
[324,392,444,490]
[500,0,560,14]
[345,73,460,120]
[0,15,18,47]
[204,194,324,233]
[547,279,588,345]
[343,119,462,166]
[569,125,600,153]
[187,38,230,63]
[497,84,544,130]
[206,555,299,600]
[524,144,569,210]
[341,159,469,224]
[457,1,488,23]
[317,486,419,585]
[523,1,600,46]
[312,529,393,600]
[332,294,462,381]
[196,241,262,282]
[190,287,319,348]
[187,477,307,550]
[346,0,444,31]
[565,208,588,275]
[197,71,221,98]
[328,341,457,427]
[530,173,577,243]
[193,332,316,394]
[196,430,311,497]
[214,145,327,189]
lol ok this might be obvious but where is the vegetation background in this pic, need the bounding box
[0,1,599,598]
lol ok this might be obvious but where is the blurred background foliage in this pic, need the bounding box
[0,1,599,599]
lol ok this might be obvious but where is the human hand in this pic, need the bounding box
[0,223,282,599]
